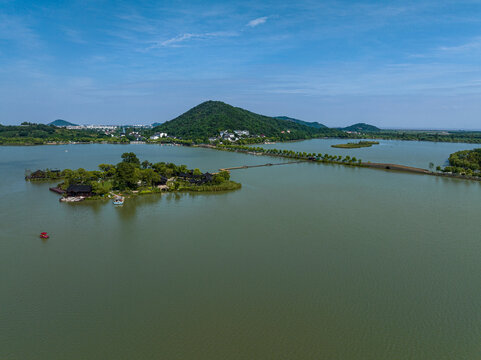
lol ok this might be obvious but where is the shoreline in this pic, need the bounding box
[2,135,481,147]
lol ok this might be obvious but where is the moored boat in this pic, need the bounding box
[40,232,49,239]
[113,196,124,205]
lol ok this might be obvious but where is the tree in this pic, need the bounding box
[193,168,202,176]
[213,170,230,184]
[99,164,116,178]
[141,168,160,188]
[115,161,140,189]
[141,160,152,169]
[121,152,140,167]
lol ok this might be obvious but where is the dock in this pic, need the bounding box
[49,187,65,194]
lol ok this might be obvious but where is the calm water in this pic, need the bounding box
[1,141,481,359]
[257,138,480,168]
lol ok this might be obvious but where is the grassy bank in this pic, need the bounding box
[178,180,241,192]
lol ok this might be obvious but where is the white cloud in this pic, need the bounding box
[247,16,268,27]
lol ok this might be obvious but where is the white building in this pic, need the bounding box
[234,130,249,136]
[150,132,168,140]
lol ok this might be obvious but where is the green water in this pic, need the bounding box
[1,142,481,359]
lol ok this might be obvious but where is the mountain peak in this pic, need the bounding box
[48,119,78,127]
[153,101,341,140]
[342,123,380,132]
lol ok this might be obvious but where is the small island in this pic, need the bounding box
[331,141,380,149]
[25,152,241,202]
[437,148,481,176]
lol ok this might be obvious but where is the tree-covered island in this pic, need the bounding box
[331,141,379,149]
[436,148,481,176]
[25,152,240,200]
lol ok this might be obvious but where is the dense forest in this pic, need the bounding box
[152,101,344,141]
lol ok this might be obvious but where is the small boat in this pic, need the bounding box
[40,232,49,239]
[113,196,124,205]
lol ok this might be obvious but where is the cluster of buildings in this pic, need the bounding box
[210,130,251,142]
[127,130,145,141]
[178,171,214,185]
[65,125,118,130]
[149,132,168,140]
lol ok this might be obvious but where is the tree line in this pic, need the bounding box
[215,144,363,165]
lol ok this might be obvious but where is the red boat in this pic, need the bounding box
[40,232,49,239]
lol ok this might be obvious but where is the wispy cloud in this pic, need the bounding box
[438,37,481,52]
[247,16,268,27]
[148,31,237,49]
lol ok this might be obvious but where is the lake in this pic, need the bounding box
[1,140,481,359]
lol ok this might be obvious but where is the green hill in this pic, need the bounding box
[275,116,327,129]
[49,119,78,127]
[153,101,342,140]
[342,123,380,132]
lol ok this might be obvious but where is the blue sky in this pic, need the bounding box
[1,0,481,128]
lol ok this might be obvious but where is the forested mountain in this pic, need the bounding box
[275,116,327,129]
[342,123,381,132]
[48,119,78,127]
[153,101,343,140]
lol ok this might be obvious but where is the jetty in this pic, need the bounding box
[217,155,481,182]
[361,163,431,174]
[219,160,431,175]
[219,161,304,171]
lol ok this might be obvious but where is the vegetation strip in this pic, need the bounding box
[331,141,379,149]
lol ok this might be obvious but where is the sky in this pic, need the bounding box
[1,0,481,129]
